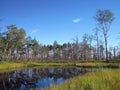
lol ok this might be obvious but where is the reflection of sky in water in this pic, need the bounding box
[36,77,64,89]
[20,84,25,90]
[36,78,53,88]
[0,67,97,90]
[55,78,64,85]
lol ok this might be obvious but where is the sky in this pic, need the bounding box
[0,0,120,47]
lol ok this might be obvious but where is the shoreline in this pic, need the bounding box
[0,60,119,72]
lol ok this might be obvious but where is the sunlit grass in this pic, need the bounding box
[48,69,120,90]
[0,62,26,72]
[76,62,120,68]
[0,60,119,72]
[0,60,120,90]
[0,61,75,71]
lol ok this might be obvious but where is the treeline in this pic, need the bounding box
[0,25,119,61]
[0,9,120,61]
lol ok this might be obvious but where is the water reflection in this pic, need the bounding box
[0,67,97,90]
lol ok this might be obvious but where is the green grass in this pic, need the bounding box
[48,69,120,90]
[0,60,120,90]
[76,62,120,68]
[0,60,75,72]
[0,62,25,69]
[0,60,119,72]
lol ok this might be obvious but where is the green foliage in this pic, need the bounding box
[94,9,115,24]
[76,62,120,68]
[0,25,26,60]
[32,38,39,51]
[49,69,120,90]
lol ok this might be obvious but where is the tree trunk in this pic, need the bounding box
[105,37,109,62]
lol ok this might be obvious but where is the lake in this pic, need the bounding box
[0,67,98,90]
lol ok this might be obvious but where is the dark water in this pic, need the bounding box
[0,67,97,90]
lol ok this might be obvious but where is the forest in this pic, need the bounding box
[0,10,120,62]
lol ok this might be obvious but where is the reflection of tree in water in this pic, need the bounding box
[0,67,96,90]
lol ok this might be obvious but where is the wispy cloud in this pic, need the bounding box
[30,29,39,35]
[72,18,81,23]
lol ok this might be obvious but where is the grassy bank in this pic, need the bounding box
[0,61,75,72]
[48,69,120,90]
[76,62,120,68]
[0,60,119,71]
[0,62,27,72]
[0,61,120,90]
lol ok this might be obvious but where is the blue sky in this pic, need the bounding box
[0,0,120,46]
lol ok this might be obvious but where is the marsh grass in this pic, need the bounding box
[0,61,75,71]
[0,60,119,71]
[0,62,25,69]
[76,62,120,68]
[48,69,120,90]
[0,60,119,90]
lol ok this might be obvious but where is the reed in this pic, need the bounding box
[0,61,119,71]
[49,69,120,90]
[0,61,74,71]
[76,62,120,68]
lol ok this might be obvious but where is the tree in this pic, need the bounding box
[72,36,79,60]
[99,45,104,60]
[6,25,26,60]
[94,27,100,60]
[94,9,115,62]
[61,43,67,60]
[88,34,94,60]
[0,25,26,60]
[25,36,33,60]
[31,38,39,59]
[81,34,90,60]
[0,32,4,61]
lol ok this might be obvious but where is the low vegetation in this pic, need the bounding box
[76,62,120,68]
[0,61,119,90]
[48,69,120,90]
[0,60,75,71]
[0,62,26,72]
[0,60,119,72]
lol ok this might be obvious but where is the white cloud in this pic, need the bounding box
[72,18,80,23]
[30,29,39,35]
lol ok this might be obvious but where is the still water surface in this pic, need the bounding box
[0,67,97,90]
